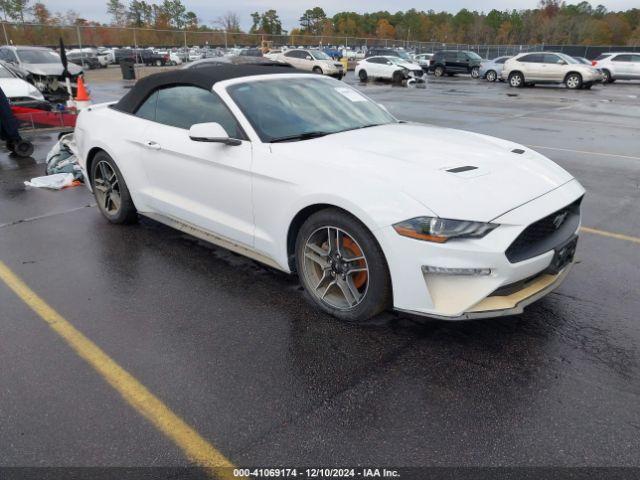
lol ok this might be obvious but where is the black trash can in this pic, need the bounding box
[120,58,136,80]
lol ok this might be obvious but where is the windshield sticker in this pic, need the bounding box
[335,87,367,102]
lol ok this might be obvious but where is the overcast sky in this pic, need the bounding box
[44,0,639,30]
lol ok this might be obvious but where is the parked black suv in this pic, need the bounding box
[428,50,482,78]
[365,48,413,62]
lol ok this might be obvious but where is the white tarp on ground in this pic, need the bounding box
[24,172,75,190]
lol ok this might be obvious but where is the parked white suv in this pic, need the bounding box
[591,52,640,83]
[502,52,602,89]
[278,49,344,79]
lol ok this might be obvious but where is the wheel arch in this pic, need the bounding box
[286,203,385,274]
[86,146,106,186]
[564,70,583,82]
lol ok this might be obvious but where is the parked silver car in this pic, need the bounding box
[0,45,82,101]
[502,52,602,89]
[591,52,640,83]
[479,56,510,82]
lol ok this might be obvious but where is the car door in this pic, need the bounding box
[444,52,458,72]
[631,54,640,79]
[541,53,566,82]
[518,54,544,81]
[137,85,255,247]
[369,57,387,77]
[457,52,471,73]
[283,50,305,69]
[611,54,632,78]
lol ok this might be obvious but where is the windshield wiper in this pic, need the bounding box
[270,131,333,143]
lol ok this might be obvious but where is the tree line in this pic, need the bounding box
[1,0,639,46]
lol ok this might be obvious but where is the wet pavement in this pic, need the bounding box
[1,72,639,473]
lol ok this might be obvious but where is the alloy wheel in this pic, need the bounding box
[302,226,369,310]
[471,67,479,78]
[509,73,522,87]
[93,160,122,216]
[487,70,497,82]
[566,74,581,89]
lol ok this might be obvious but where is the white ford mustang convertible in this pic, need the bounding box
[75,64,584,322]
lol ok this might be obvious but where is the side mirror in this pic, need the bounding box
[305,55,312,60]
[189,122,241,146]
[559,60,567,65]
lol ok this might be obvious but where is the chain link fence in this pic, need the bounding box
[2,22,639,60]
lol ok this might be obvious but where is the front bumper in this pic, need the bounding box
[377,179,585,320]
[397,264,573,320]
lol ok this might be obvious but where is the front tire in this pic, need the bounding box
[90,151,137,224]
[434,65,444,77]
[392,70,404,84]
[295,209,392,323]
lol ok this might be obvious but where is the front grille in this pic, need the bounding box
[505,197,582,263]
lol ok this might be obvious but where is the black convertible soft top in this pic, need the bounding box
[113,64,304,114]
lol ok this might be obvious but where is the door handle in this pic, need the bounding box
[144,140,161,150]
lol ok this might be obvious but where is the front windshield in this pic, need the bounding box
[396,51,411,60]
[467,51,482,60]
[388,57,407,65]
[17,49,61,64]
[311,50,330,60]
[227,77,396,142]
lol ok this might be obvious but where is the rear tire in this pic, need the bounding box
[90,151,137,224]
[509,71,524,88]
[392,70,404,84]
[155,59,162,67]
[471,66,480,78]
[602,69,612,83]
[486,70,497,82]
[295,208,392,323]
[312,66,323,75]
[358,69,368,82]
[565,73,582,90]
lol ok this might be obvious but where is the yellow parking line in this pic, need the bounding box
[581,227,640,245]
[0,260,236,479]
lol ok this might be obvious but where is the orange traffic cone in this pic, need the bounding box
[74,75,91,109]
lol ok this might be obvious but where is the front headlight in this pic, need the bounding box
[28,86,44,99]
[393,217,497,243]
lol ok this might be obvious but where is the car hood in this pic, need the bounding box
[273,123,574,222]
[24,62,82,76]
[397,60,421,69]
[0,77,41,98]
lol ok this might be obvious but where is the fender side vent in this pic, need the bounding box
[512,148,525,154]
[446,166,478,173]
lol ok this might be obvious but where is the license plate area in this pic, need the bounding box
[546,235,578,274]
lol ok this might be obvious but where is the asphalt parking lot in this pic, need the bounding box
[1,70,639,476]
